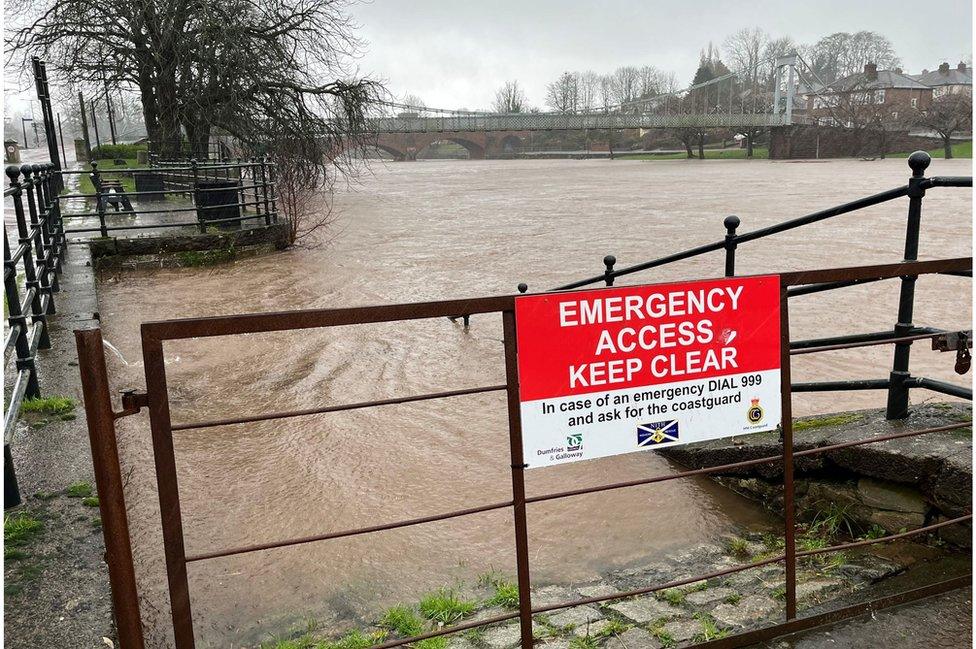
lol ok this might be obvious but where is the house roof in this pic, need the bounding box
[828,69,931,92]
[911,67,973,87]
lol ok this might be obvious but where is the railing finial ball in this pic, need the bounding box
[724,215,741,231]
[20,163,33,177]
[517,283,528,294]
[907,151,931,176]
[603,255,616,268]
[30,163,42,173]
[5,165,22,182]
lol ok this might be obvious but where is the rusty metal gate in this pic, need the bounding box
[77,256,972,649]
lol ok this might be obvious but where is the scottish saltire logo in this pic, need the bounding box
[637,420,679,446]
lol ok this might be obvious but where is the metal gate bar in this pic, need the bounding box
[80,257,971,648]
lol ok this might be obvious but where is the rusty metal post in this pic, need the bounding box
[779,282,797,620]
[502,310,534,648]
[74,328,145,649]
[142,336,196,648]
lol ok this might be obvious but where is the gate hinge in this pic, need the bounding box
[114,389,149,419]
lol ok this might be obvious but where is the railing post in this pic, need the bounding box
[724,215,740,277]
[886,151,929,420]
[45,163,67,266]
[259,156,271,226]
[191,159,205,233]
[22,165,58,307]
[267,158,278,223]
[4,443,22,508]
[3,233,40,399]
[75,328,146,649]
[7,166,51,351]
[91,162,109,238]
[603,255,616,286]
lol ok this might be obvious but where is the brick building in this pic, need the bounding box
[911,62,973,97]
[806,63,933,126]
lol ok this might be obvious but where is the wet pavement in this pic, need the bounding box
[755,587,972,649]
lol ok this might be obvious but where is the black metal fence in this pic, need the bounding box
[3,163,67,508]
[56,158,278,238]
[500,151,973,420]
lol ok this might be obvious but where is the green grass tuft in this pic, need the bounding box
[379,605,424,637]
[66,481,93,498]
[418,588,476,624]
[4,511,43,551]
[658,588,685,605]
[82,496,100,508]
[596,618,628,637]
[21,396,75,416]
[413,638,447,649]
[568,635,600,649]
[725,537,750,558]
[692,612,728,642]
[485,580,520,609]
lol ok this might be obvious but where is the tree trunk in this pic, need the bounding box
[697,132,705,159]
[684,138,694,158]
[944,135,954,159]
[746,133,754,158]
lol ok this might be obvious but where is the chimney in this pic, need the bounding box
[864,62,878,80]
[894,67,903,74]
[958,61,968,72]
[939,62,950,75]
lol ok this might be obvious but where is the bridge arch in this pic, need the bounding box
[415,136,485,160]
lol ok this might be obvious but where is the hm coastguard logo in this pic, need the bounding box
[747,398,764,424]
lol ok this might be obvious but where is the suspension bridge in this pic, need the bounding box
[366,55,803,135]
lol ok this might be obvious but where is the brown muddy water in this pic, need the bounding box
[97,157,972,647]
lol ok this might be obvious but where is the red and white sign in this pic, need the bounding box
[515,276,782,468]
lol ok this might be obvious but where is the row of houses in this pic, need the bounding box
[799,61,972,126]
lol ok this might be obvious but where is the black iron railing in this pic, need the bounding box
[55,158,278,238]
[3,163,67,508]
[500,151,972,420]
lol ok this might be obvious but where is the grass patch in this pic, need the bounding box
[860,524,887,540]
[4,511,43,556]
[379,605,424,637]
[771,586,786,600]
[657,588,685,605]
[809,502,857,539]
[793,413,861,432]
[888,140,972,159]
[595,618,628,637]
[568,635,600,649]
[66,481,93,498]
[620,147,769,161]
[418,588,476,625]
[723,593,741,605]
[21,396,75,417]
[485,580,520,609]
[82,496,100,508]
[413,639,447,649]
[78,159,140,195]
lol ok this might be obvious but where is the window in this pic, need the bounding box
[911,97,918,108]
[891,111,898,119]
[875,89,886,103]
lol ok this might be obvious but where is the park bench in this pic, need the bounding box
[90,174,134,213]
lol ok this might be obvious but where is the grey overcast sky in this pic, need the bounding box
[348,0,973,110]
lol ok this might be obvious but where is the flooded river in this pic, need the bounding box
[97,157,972,646]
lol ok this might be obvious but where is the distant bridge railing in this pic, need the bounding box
[367,111,800,134]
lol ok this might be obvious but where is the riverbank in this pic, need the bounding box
[259,529,968,649]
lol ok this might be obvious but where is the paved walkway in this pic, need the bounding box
[754,587,972,649]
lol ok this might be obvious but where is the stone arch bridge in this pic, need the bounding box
[363,130,530,161]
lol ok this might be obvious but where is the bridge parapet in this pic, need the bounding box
[367,112,794,134]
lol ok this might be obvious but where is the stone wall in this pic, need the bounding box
[89,222,290,270]
[769,125,945,159]
[661,403,972,547]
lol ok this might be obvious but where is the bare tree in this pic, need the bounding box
[401,94,428,116]
[723,27,768,87]
[805,31,900,84]
[545,72,579,113]
[492,80,526,113]
[913,93,973,159]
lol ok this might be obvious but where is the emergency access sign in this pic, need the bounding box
[514,276,781,468]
